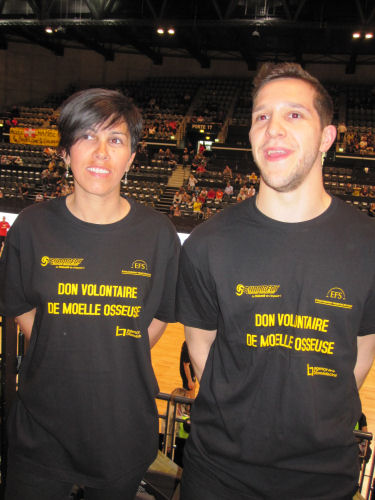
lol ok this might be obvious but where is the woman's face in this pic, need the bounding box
[65,119,135,200]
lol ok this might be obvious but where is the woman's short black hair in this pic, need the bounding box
[58,88,143,154]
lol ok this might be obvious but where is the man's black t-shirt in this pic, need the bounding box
[176,196,375,498]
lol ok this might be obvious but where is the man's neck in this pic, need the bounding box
[256,180,331,223]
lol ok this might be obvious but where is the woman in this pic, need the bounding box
[0,88,180,500]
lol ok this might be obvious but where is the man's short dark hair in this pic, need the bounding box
[252,62,333,128]
[58,88,143,154]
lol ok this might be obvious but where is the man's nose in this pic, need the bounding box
[266,115,286,137]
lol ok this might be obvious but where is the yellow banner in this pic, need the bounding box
[10,127,60,147]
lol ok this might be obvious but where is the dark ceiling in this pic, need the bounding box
[0,0,374,73]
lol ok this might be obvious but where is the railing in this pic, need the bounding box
[0,318,374,499]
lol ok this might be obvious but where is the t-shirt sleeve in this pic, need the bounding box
[154,229,180,323]
[0,226,34,317]
[176,236,218,330]
[358,273,375,336]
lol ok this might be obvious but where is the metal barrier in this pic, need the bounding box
[356,430,375,499]
[0,316,18,499]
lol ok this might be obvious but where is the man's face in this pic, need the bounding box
[249,78,330,193]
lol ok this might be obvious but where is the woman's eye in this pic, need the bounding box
[255,114,268,122]
[82,133,95,140]
[290,112,301,119]
[110,137,122,144]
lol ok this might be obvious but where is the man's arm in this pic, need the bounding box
[185,326,217,382]
[354,334,375,388]
[148,317,168,348]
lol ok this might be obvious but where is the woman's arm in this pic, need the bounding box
[148,317,168,348]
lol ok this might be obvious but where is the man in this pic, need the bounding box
[0,215,10,246]
[176,63,375,500]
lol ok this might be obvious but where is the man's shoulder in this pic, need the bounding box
[185,200,252,245]
[332,197,375,236]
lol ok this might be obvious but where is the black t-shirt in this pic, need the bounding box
[176,196,375,499]
[0,196,180,488]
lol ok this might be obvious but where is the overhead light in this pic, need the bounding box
[168,28,175,35]
[205,136,210,140]
[199,129,204,133]
[45,26,53,34]
[365,32,374,39]
[352,32,361,39]
[157,27,164,35]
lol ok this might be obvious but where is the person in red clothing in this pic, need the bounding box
[0,216,10,246]
[207,188,216,200]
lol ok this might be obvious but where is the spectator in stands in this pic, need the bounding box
[0,88,180,500]
[187,173,198,192]
[173,190,183,205]
[337,122,347,143]
[173,204,182,217]
[181,190,191,204]
[14,156,23,167]
[196,162,206,176]
[0,216,10,247]
[203,206,212,220]
[17,182,29,200]
[182,147,190,166]
[215,188,224,201]
[35,192,44,202]
[176,62,375,500]
[207,187,216,200]
[368,203,375,217]
[234,173,243,187]
[198,187,208,203]
[223,180,233,200]
[193,199,202,217]
[248,185,256,197]
[249,171,258,184]
[198,143,206,155]
[237,186,248,202]
[223,164,232,180]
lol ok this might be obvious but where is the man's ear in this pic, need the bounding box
[320,125,337,153]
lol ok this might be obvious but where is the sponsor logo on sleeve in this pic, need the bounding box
[315,287,352,309]
[41,256,85,270]
[121,259,151,278]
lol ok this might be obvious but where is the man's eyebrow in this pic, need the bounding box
[252,102,313,114]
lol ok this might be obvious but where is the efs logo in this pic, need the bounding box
[131,259,148,271]
[326,287,346,301]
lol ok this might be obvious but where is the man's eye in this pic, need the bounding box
[256,114,268,121]
[290,112,301,119]
[110,137,122,144]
